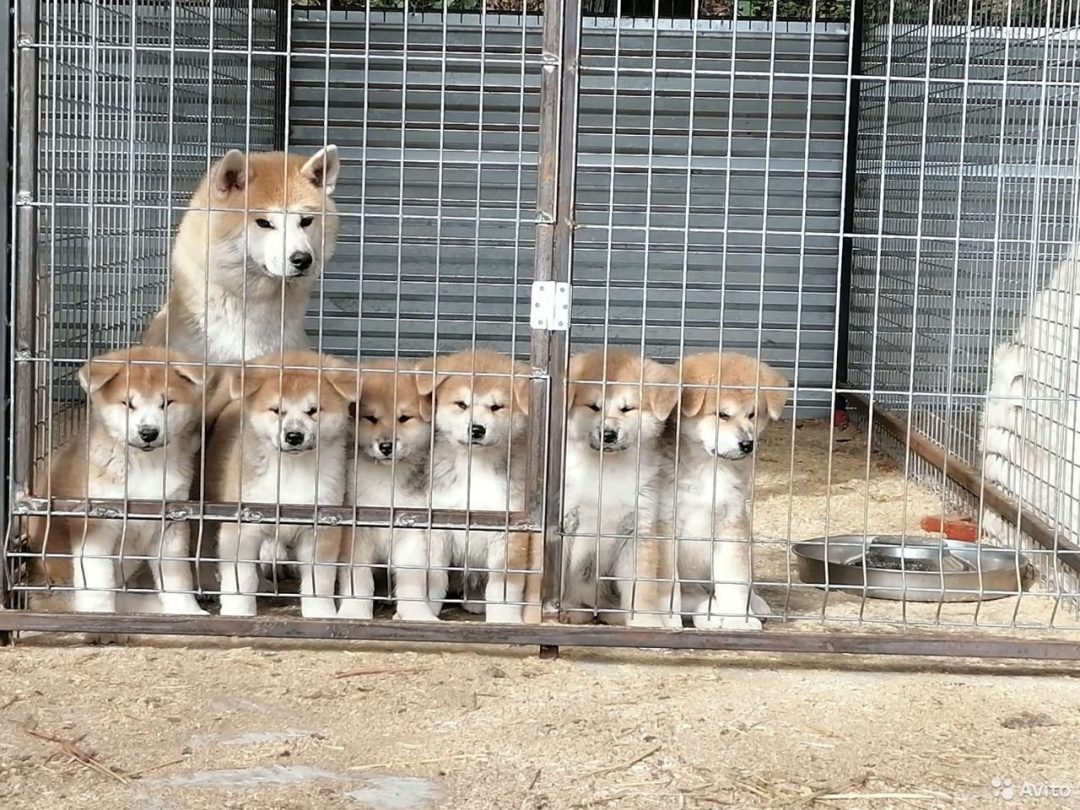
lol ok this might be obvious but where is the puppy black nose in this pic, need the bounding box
[602,428,619,445]
[138,426,159,443]
[470,424,486,441]
[378,441,394,457]
[284,431,305,447]
[289,251,313,272]
[739,440,755,454]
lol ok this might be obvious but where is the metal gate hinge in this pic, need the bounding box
[530,282,571,331]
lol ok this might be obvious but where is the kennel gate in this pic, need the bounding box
[2,0,1080,661]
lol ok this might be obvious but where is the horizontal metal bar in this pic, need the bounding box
[12,498,539,531]
[3,612,1080,661]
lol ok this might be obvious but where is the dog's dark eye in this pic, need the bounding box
[254,218,274,229]
[299,216,314,228]
[122,400,134,411]
[306,407,318,417]
[269,406,280,415]
[455,401,468,410]
[364,415,378,424]
[587,403,601,413]
[718,411,731,421]
[162,399,175,410]
[398,414,412,423]
[490,404,504,413]
[747,411,756,420]
[619,405,636,414]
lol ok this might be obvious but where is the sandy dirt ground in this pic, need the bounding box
[4,639,1080,810]
[5,420,1080,809]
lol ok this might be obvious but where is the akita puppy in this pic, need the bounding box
[559,349,680,627]
[143,147,341,363]
[205,351,358,618]
[671,352,789,629]
[27,346,209,618]
[393,351,538,624]
[337,358,433,620]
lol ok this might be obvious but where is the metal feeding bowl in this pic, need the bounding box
[792,535,1032,602]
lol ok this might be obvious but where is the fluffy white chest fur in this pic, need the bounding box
[181,277,310,363]
[244,445,346,507]
[71,435,205,617]
[347,456,426,561]
[379,438,527,624]
[337,455,429,620]
[349,458,425,510]
[673,450,746,539]
[673,449,748,572]
[429,444,522,567]
[560,443,664,609]
[88,441,195,503]
[429,448,520,512]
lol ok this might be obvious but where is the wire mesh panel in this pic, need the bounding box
[569,18,850,417]
[5,0,1080,658]
[5,0,550,630]
[287,9,543,359]
[38,1,279,361]
[847,1,1080,598]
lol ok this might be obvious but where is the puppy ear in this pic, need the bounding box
[512,361,532,416]
[407,364,434,422]
[413,356,447,399]
[77,358,123,395]
[759,362,790,421]
[172,362,207,389]
[644,360,679,420]
[565,352,588,410]
[326,368,362,404]
[679,364,707,418]
[228,369,265,401]
[301,145,341,195]
[211,149,248,197]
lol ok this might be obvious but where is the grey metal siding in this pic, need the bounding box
[289,11,849,417]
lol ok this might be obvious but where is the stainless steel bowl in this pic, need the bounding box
[792,535,1033,602]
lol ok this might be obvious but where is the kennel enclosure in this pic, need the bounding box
[2,0,1079,658]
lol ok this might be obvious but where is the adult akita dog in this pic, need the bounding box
[143,147,341,363]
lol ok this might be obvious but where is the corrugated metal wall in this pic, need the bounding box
[40,1,279,363]
[36,0,279,451]
[289,11,850,416]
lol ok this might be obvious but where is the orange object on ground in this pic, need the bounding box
[920,515,979,542]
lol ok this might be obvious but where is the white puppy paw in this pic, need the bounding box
[484,604,524,625]
[394,605,441,622]
[160,597,209,617]
[218,596,258,617]
[336,600,374,620]
[693,613,762,631]
[300,598,339,619]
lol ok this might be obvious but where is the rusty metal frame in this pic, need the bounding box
[5,612,1080,662]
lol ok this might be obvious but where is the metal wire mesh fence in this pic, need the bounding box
[2,0,1080,660]
[847,0,1080,599]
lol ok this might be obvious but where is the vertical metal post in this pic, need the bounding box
[12,1,38,512]
[530,0,580,658]
[0,0,16,638]
[5,0,38,640]
[834,0,864,411]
